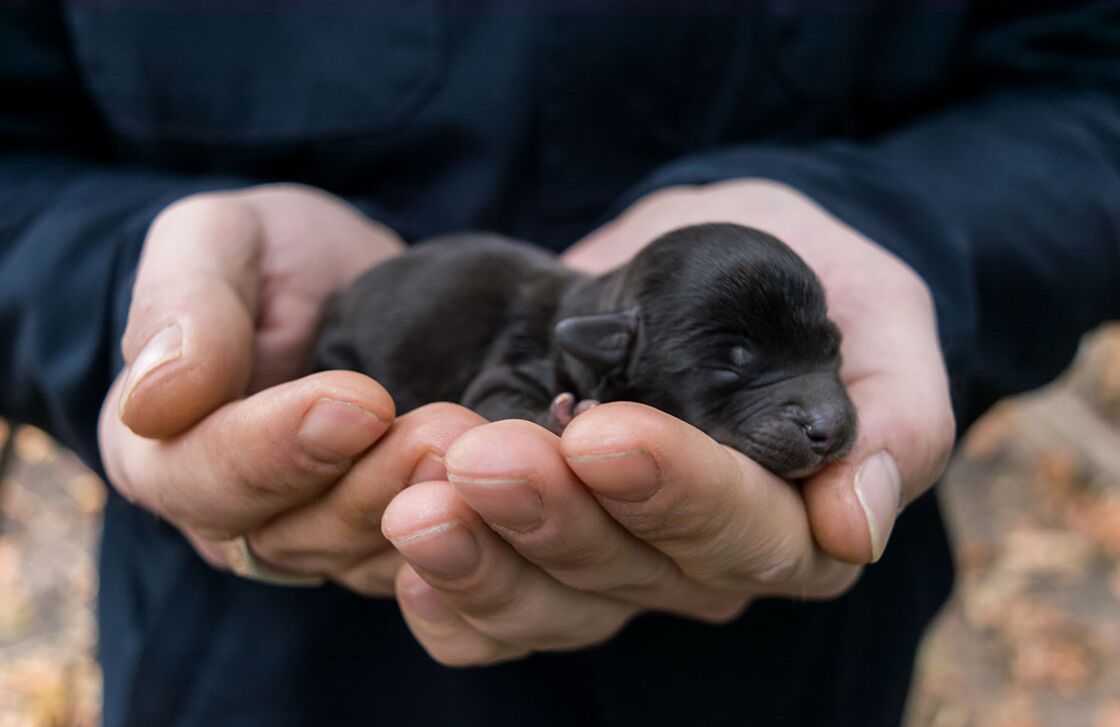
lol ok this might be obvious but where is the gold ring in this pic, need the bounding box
[223,536,326,588]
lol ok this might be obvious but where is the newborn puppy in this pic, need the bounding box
[314,223,856,478]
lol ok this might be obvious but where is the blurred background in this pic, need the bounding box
[1,325,1119,727]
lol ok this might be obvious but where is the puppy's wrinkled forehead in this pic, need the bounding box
[628,224,838,359]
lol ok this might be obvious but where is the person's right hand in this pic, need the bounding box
[98,184,487,595]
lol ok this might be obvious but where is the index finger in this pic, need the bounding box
[100,369,395,539]
[561,403,858,597]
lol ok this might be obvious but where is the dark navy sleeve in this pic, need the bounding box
[0,4,245,469]
[619,5,1120,421]
[0,156,247,469]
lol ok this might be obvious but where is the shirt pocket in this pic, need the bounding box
[63,0,443,144]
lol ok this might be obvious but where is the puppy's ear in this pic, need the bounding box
[554,308,639,374]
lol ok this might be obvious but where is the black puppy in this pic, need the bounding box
[314,223,856,478]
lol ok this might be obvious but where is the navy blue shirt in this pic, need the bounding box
[2,2,1119,725]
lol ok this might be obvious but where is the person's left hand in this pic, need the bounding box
[381,180,955,665]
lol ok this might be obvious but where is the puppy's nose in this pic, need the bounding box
[801,406,855,457]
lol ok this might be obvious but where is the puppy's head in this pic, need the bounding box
[556,223,856,478]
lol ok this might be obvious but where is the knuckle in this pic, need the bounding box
[206,434,344,507]
[647,500,731,556]
[305,370,397,420]
[412,402,486,435]
[903,269,935,312]
[881,256,935,311]
[244,532,304,571]
[612,553,677,593]
[445,579,520,622]
[689,596,751,625]
[334,557,398,597]
[426,639,520,669]
[287,446,352,482]
[98,431,137,507]
[699,533,808,592]
[235,459,341,503]
[190,523,240,542]
[401,403,486,457]
[744,531,815,585]
[802,565,863,601]
[902,399,956,496]
[822,568,863,599]
[151,192,257,243]
[148,479,199,530]
[334,493,382,534]
[103,467,142,509]
[933,405,957,457]
[246,182,313,200]
[519,528,620,576]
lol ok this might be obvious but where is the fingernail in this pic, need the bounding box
[119,324,182,417]
[298,398,385,461]
[403,575,456,625]
[447,474,542,532]
[565,448,659,502]
[390,520,480,579]
[854,451,902,563]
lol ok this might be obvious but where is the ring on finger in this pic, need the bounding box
[223,535,326,588]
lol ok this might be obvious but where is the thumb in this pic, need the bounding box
[118,194,260,439]
[802,370,955,565]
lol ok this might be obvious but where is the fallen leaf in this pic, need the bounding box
[1068,495,1120,558]
[0,541,22,589]
[0,590,37,640]
[960,570,1029,631]
[1008,631,1095,697]
[1034,445,1087,504]
[963,403,1018,462]
[980,692,1042,727]
[996,598,1067,644]
[13,427,52,466]
[1000,526,1094,582]
[66,474,106,518]
[956,539,995,573]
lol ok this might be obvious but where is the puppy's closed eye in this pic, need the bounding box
[729,343,755,368]
[705,367,742,387]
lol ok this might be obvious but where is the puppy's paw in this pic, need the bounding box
[543,392,599,434]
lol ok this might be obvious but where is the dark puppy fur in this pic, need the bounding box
[315,223,856,478]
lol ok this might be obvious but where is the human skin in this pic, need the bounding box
[97,181,954,656]
[382,180,955,664]
[99,184,429,594]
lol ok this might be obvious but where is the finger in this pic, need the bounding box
[119,194,262,438]
[234,184,405,391]
[562,403,859,598]
[444,420,747,622]
[99,370,395,539]
[804,287,955,564]
[249,403,486,576]
[383,481,635,650]
[181,528,233,571]
[395,565,529,667]
[331,550,405,598]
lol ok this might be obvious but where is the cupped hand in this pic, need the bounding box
[99,184,485,594]
[382,179,954,664]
